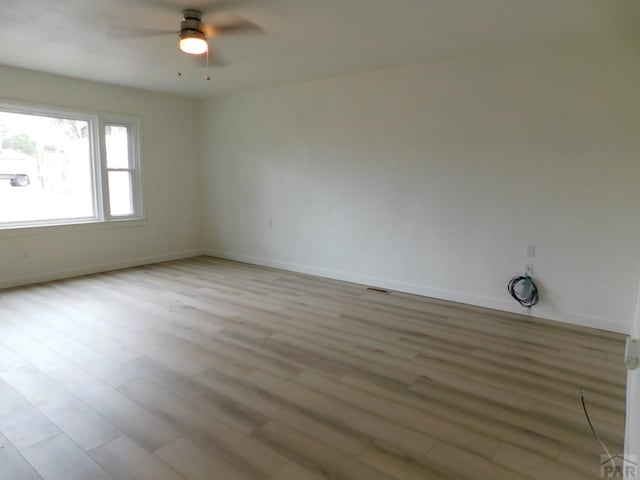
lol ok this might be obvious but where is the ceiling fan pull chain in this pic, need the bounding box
[205,49,212,80]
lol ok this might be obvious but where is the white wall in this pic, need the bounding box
[201,38,640,334]
[0,65,202,287]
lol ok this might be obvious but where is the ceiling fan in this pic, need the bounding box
[107,5,263,67]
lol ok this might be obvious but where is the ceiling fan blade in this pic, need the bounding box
[203,18,264,37]
[107,26,178,39]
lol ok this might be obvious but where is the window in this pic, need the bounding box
[105,125,135,217]
[0,102,142,228]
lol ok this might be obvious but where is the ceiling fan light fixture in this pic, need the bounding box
[179,31,208,55]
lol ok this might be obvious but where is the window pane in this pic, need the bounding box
[0,111,94,224]
[108,170,133,216]
[105,125,130,169]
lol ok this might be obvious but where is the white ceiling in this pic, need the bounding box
[0,0,638,98]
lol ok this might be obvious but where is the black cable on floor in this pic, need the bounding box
[581,388,615,467]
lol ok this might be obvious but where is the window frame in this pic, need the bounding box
[0,100,143,229]
[99,117,143,221]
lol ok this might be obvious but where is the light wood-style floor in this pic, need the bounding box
[0,256,627,480]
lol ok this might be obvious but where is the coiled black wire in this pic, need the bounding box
[508,275,539,307]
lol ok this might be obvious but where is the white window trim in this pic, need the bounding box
[0,99,144,230]
[99,116,144,221]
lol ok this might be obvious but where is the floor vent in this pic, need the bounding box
[366,287,390,294]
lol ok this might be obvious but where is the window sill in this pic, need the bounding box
[0,217,147,237]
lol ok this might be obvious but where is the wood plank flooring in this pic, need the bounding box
[0,256,627,479]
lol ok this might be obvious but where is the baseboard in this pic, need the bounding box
[204,249,630,335]
[0,249,205,290]
[4,247,629,334]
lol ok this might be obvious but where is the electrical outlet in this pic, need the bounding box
[526,243,536,258]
